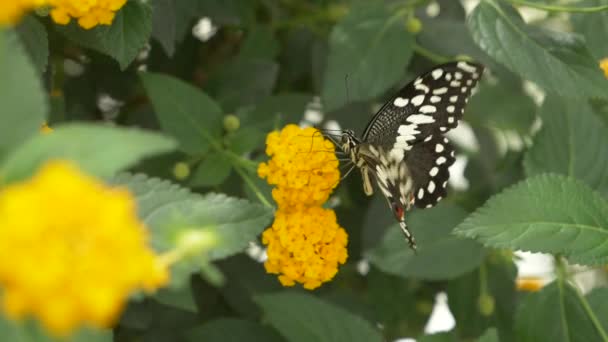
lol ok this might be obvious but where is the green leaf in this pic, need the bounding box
[208,58,279,112]
[241,93,312,131]
[16,16,48,73]
[586,287,608,333]
[0,315,111,342]
[466,82,536,134]
[189,152,232,187]
[151,0,177,56]
[515,281,604,342]
[524,96,608,197]
[322,2,413,112]
[478,328,499,342]
[0,124,176,183]
[145,194,271,287]
[140,72,223,155]
[186,318,284,342]
[455,174,608,266]
[58,1,152,70]
[447,259,517,341]
[0,30,47,157]
[254,292,383,342]
[239,26,279,60]
[146,194,272,259]
[154,285,197,313]
[418,332,458,342]
[467,0,608,100]
[366,204,484,280]
[110,172,200,220]
[571,0,608,59]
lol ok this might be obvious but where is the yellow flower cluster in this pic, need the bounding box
[258,124,348,290]
[49,0,127,29]
[262,207,348,290]
[0,0,45,25]
[0,161,168,335]
[258,124,340,209]
[601,58,608,79]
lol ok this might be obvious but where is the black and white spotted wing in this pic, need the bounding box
[362,61,484,150]
[405,135,455,208]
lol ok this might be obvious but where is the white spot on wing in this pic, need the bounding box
[433,87,448,95]
[436,156,447,165]
[428,181,436,193]
[432,69,444,80]
[450,95,458,103]
[415,83,430,93]
[407,114,435,124]
[450,81,461,87]
[435,143,444,153]
[429,166,438,177]
[448,117,455,123]
[420,105,437,114]
[394,97,409,107]
[418,188,424,199]
[412,95,425,106]
[447,105,455,113]
[457,61,477,73]
[430,96,441,103]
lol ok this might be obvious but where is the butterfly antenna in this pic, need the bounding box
[344,74,351,104]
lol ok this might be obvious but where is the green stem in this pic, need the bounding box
[479,261,489,296]
[234,165,273,209]
[574,284,608,341]
[506,0,608,13]
[413,43,451,64]
[555,257,572,341]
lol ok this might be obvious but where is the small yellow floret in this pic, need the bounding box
[601,58,608,79]
[0,161,168,336]
[48,0,127,29]
[262,207,348,290]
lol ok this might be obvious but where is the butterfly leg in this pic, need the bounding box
[399,221,417,252]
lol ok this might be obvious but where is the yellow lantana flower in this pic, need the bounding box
[0,0,46,26]
[258,124,340,209]
[0,161,168,335]
[41,122,53,133]
[258,124,348,290]
[48,0,127,29]
[601,58,608,79]
[263,207,348,290]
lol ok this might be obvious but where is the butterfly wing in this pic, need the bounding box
[405,135,455,208]
[362,61,484,157]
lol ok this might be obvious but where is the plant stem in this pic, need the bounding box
[413,43,451,64]
[556,255,608,341]
[506,0,608,13]
[234,165,273,209]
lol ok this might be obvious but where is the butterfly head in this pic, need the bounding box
[339,129,358,154]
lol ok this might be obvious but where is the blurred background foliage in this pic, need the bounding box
[2,0,608,341]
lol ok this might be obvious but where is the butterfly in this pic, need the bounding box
[332,61,484,251]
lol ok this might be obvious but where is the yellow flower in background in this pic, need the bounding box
[0,161,168,335]
[0,0,46,26]
[258,124,340,209]
[601,58,608,79]
[262,207,348,290]
[41,122,53,133]
[259,124,348,290]
[516,277,544,292]
[48,0,127,29]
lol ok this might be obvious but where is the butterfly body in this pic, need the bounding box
[336,61,484,250]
